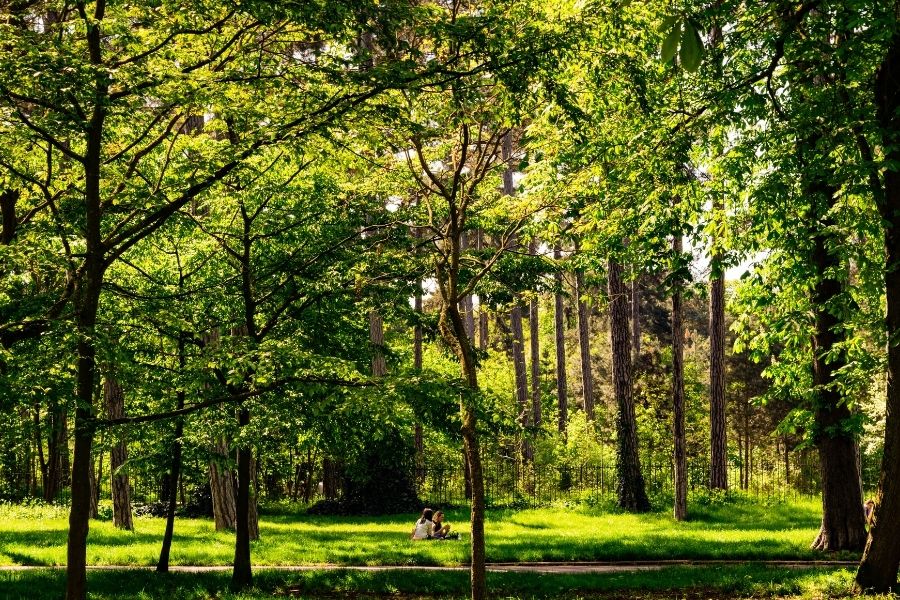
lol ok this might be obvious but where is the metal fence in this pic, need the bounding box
[416,449,864,508]
[2,446,880,510]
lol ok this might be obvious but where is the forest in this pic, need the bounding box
[1,1,899,599]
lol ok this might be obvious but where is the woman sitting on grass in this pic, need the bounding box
[431,510,457,539]
[411,508,434,540]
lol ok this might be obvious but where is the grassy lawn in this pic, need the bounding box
[1,565,891,599]
[0,497,853,567]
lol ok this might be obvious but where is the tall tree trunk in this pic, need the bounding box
[414,287,425,485]
[210,438,237,530]
[553,244,568,436]
[857,23,900,591]
[709,244,728,491]
[575,259,594,419]
[45,399,67,501]
[370,309,386,377]
[248,454,260,541]
[511,302,532,461]
[631,274,641,364]
[231,407,252,590]
[157,392,184,571]
[608,258,650,512]
[672,230,687,522]
[104,376,133,530]
[0,189,19,244]
[529,239,541,429]
[439,303,485,600]
[477,230,489,351]
[158,333,187,572]
[66,51,107,594]
[808,179,866,552]
[88,456,99,519]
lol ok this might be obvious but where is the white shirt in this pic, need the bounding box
[412,519,433,540]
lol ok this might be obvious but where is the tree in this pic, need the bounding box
[671,199,687,522]
[553,243,568,435]
[608,257,651,512]
[856,6,900,590]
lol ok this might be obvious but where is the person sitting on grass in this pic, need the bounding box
[411,507,434,540]
[431,510,458,540]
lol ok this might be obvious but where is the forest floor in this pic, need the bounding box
[0,497,861,567]
[1,564,894,599]
[1,498,894,599]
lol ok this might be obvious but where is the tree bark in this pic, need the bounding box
[0,189,19,244]
[608,258,651,512]
[414,286,425,485]
[477,230,489,351]
[511,302,532,460]
[709,252,728,491]
[553,244,568,436]
[857,23,900,591]
[439,302,485,600]
[631,274,641,364]
[210,438,237,530]
[231,407,252,590]
[104,376,134,530]
[65,25,107,592]
[158,331,187,572]
[88,456,99,519]
[45,399,68,501]
[529,240,541,429]
[575,262,594,419]
[672,230,687,522]
[370,309,386,377]
[157,392,184,571]
[808,179,866,552]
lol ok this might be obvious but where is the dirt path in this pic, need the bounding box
[0,560,859,574]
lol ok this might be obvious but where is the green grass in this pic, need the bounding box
[1,565,894,599]
[0,497,852,568]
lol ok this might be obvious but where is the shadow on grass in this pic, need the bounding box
[687,500,821,530]
[0,565,859,600]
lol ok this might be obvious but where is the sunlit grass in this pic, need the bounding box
[0,496,842,568]
[1,566,890,600]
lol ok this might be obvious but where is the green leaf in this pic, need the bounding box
[661,22,682,63]
[658,15,678,33]
[679,22,704,72]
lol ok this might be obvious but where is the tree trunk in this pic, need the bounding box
[529,242,541,429]
[608,258,650,512]
[370,309,386,377]
[231,407,252,590]
[157,400,183,571]
[575,264,594,419]
[439,302,485,600]
[808,179,866,552]
[510,303,532,461]
[158,331,186,572]
[66,72,107,596]
[248,454,260,541]
[104,376,133,531]
[709,254,728,491]
[0,189,19,244]
[857,25,900,591]
[88,456,99,519]
[45,399,67,502]
[672,232,687,522]
[210,438,237,530]
[631,274,641,364]
[477,230,489,351]
[414,287,425,485]
[322,458,341,500]
[553,244,568,436]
